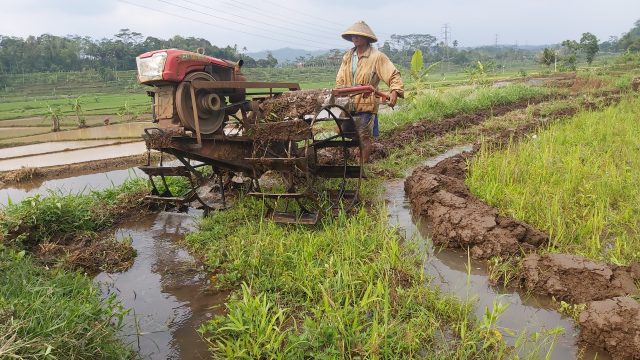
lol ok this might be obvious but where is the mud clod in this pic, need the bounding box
[520,254,639,303]
[579,296,640,360]
[259,89,330,121]
[35,238,136,274]
[405,153,548,259]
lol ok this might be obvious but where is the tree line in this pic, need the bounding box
[1,21,638,76]
[0,29,278,76]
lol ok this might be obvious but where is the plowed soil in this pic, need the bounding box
[520,254,640,303]
[579,297,640,360]
[370,96,554,161]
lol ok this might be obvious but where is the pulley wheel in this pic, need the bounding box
[175,71,225,134]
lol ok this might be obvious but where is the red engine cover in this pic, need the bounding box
[137,48,233,82]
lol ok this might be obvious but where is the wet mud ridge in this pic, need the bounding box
[0,153,159,186]
[405,153,548,259]
[405,153,640,359]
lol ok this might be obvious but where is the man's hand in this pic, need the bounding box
[389,90,398,107]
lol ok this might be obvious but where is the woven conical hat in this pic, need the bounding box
[341,21,377,43]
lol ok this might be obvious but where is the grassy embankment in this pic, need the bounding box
[187,196,556,358]
[371,83,554,177]
[0,179,150,358]
[467,95,640,265]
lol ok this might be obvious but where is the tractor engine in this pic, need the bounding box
[136,48,247,134]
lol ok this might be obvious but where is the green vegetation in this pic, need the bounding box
[379,83,552,133]
[467,96,640,265]
[0,247,131,359]
[0,178,147,248]
[618,19,640,51]
[187,194,551,358]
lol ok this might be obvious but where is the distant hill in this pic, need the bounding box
[246,47,331,63]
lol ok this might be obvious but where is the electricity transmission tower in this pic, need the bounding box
[441,24,450,74]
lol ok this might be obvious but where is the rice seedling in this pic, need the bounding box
[467,95,640,264]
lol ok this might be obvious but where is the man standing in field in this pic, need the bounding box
[336,20,404,162]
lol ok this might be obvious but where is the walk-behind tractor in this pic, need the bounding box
[136,48,384,224]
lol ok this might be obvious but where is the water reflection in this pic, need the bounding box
[95,212,226,359]
[0,167,143,206]
[0,122,151,145]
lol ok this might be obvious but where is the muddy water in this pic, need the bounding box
[0,122,151,145]
[0,141,146,171]
[0,139,133,160]
[1,166,220,358]
[385,147,610,360]
[95,211,224,359]
[0,167,143,206]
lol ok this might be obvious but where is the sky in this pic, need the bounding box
[0,0,638,52]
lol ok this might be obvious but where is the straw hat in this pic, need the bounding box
[341,21,378,43]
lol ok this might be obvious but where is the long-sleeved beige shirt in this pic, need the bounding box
[336,46,404,114]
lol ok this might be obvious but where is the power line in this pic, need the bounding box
[155,0,342,48]
[255,0,395,40]
[223,0,344,35]
[117,0,335,50]
[261,0,346,29]
[176,0,340,43]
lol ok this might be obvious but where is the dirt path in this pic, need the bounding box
[403,94,640,359]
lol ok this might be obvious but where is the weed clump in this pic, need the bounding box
[0,177,148,272]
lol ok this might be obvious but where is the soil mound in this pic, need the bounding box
[405,153,548,259]
[579,296,640,360]
[35,238,136,274]
[520,254,640,303]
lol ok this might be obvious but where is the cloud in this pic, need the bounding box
[1,0,639,51]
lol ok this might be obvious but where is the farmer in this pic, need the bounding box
[336,20,404,162]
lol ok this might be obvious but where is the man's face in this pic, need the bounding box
[351,35,369,47]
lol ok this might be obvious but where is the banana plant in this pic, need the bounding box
[71,96,86,128]
[408,49,440,101]
[44,105,62,132]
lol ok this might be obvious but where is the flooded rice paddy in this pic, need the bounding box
[0,141,146,171]
[0,122,151,145]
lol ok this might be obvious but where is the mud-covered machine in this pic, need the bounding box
[136,48,379,224]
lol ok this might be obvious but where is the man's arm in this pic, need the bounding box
[335,52,350,88]
[376,53,404,106]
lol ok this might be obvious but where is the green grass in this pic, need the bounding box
[0,93,150,121]
[0,178,148,248]
[185,171,563,360]
[467,96,640,265]
[379,84,552,134]
[0,247,131,359]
